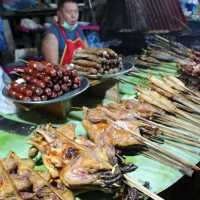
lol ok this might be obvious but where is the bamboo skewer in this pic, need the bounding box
[143,150,193,176]
[156,127,200,147]
[157,115,200,133]
[155,113,200,133]
[124,175,165,200]
[147,76,200,115]
[164,140,200,156]
[174,101,194,112]
[185,95,200,105]
[154,118,200,137]
[155,114,200,130]
[160,126,198,140]
[191,113,200,121]
[166,76,200,98]
[138,115,199,140]
[138,88,200,126]
[160,135,200,148]
[154,35,190,54]
[176,109,200,126]
[56,129,91,152]
[175,96,200,114]
[110,119,200,172]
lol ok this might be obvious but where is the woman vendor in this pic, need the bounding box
[42,0,87,65]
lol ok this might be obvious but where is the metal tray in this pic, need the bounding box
[84,61,134,80]
[2,76,90,105]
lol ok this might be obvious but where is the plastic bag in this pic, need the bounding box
[86,32,103,48]
[0,68,18,114]
[20,18,43,30]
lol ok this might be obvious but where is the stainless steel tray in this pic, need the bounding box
[2,76,90,105]
[83,61,134,80]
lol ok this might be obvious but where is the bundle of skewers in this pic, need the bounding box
[72,48,123,76]
[134,34,200,90]
[114,70,200,168]
[0,152,75,200]
[83,93,200,177]
[7,61,81,101]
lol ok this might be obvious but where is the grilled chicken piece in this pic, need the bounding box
[83,100,161,148]
[83,117,142,147]
[114,99,164,118]
[59,148,117,190]
[29,124,134,192]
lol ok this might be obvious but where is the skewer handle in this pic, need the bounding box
[124,175,165,200]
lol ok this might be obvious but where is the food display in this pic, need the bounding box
[2,34,200,200]
[72,48,123,76]
[6,61,81,101]
[0,152,74,200]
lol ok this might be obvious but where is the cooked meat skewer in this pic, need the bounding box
[0,160,23,200]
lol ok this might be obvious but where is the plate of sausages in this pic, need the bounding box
[2,61,90,105]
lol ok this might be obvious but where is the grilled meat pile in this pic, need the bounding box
[133,35,200,90]
[0,152,74,200]
[145,35,200,77]
[72,48,123,75]
[7,61,81,101]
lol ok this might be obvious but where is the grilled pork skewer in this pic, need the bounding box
[138,88,200,126]
[73,53,104,63]
[0,152,75,200]
[0,160,23,200]
[147,76,200,114]
[75,48,110,58]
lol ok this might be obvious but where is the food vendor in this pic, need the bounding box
[42,0,87,65]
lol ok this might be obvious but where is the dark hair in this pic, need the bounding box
[58,0,77,10]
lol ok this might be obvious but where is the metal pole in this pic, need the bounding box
[88,0,97,24]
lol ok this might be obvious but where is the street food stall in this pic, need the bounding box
[0,1,200,200]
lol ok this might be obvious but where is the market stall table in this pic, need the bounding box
[0,61,200,199]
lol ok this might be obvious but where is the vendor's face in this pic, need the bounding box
[59,2,79,25]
